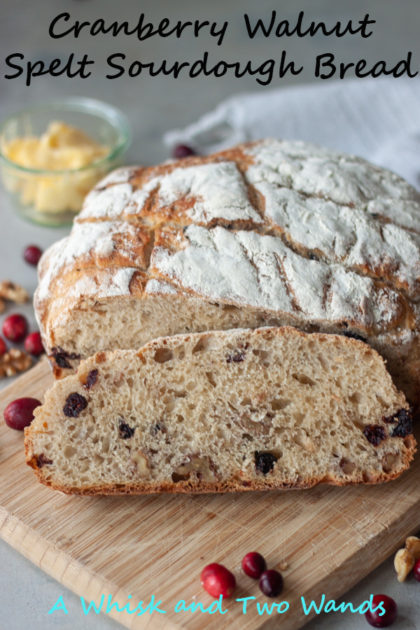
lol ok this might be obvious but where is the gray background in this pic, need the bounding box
[0,0,419,628]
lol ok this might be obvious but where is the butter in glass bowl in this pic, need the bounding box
[0,99,130,226]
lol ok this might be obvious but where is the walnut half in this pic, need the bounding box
[394,548,415,582]
[394,535,420,582]
[0,281,29,312]
[406,536,420,560]
[0,348,32,377]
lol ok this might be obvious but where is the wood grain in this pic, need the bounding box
[0,360,419,630]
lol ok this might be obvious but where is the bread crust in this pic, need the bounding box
[25,449,416,497]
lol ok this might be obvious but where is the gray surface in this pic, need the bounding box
[0,0,419,628]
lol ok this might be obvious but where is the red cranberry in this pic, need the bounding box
[0,337,7,356]
[24,332,44,356]
[259,570,283,597]
[201,563,236,598]
[242,552,267,579]
[172,144,196,159]
[23,245,43,266]
[2,314,28,342]
[413,558,420,582]
[365,594,397,627]
[4,397,41,430]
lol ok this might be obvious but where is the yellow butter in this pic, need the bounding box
[2,121,109,214]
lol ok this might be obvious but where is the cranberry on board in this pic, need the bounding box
[259,569,284,597]
[242,552,267,579]
[200,563,236,598]
[4,397,41,430]
[413,558,420,582]
[0,337,7,356]
[23,245,43,266]
[172,144,196,159]
[24,332,44,356]
[365,594,397,627]
[2,313,28,342]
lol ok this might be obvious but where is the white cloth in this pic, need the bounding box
[164,78,420,189]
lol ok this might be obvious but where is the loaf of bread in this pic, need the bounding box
[34,139,420,408]
[25,327,416,495]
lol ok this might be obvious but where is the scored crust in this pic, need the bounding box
[34,139,420,407]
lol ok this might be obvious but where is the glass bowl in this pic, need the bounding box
[0,98,131,226]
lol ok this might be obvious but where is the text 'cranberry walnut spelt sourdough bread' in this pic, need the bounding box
[34,139,420,408]
[25,328,416,494]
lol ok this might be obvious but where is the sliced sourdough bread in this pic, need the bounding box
[34,139,420,410]
[25,327,416,495]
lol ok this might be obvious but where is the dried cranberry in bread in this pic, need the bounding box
[34,139,420,407]
[25,327,416,495]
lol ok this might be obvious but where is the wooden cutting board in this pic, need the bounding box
[0,360,419,630]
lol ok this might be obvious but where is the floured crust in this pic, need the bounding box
[150,224,411,331]
[34,139,420,407]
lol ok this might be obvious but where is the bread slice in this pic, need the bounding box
[25,327,416,495]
